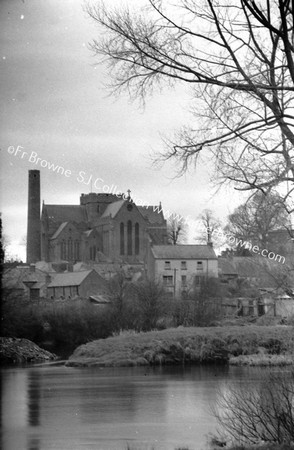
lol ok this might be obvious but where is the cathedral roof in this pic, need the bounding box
[43,205,87,224]
[101,200,125,218]
[51,222,69,240]
[151,245,217,259]
[138,206,165,224]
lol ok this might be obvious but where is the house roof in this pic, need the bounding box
[3,266,51,290]
[48,270,93,288]
[43,204,87,224]
[151,245,217,259]
[101,200,125,218]
[138,206,165,224]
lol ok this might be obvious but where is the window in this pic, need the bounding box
[60,240,66,260]
[135,222,139,255]
[195,276,201,286]
[127,220,132,255]
[120,222,124,255]
[74,240,80,260]
[181,261,187,270]
[181,275,187,286]
[163,275,173,286]
[67,238,73,260]
[197,261,203,271]
[164,261,171,270]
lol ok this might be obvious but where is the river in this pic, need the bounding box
[1,364,269,450]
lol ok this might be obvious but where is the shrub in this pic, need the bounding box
[214,370,294,444]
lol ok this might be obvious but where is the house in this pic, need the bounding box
[146,244,218,298]
[47,269,106,299]
[3,263,54,301]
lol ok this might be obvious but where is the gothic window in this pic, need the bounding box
[68,238,73,260]
[120,222,125,255]
[135,222,139,255]
[60,240,66,260]
[127,220,132,255]
[74,240,80,261]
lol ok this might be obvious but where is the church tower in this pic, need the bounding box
[26,170,41,263]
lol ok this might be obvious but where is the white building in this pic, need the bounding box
[146,245,218,297]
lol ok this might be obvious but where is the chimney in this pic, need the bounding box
[26,170,41,263]
[67,263,74,272]
[29,263,36,273]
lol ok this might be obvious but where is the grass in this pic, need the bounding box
[66,325,294,367]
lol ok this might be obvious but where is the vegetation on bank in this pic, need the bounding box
[0,277,224,354]
[0,337,56,364]
[66,325,294,367]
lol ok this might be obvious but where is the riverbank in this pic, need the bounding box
[0,337,57,364]
[66,325,294,367]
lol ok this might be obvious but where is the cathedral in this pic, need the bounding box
[27,170,167,264]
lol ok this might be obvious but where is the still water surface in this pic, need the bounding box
[1,364,264,450]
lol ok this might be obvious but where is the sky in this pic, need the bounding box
[0,0,246,261]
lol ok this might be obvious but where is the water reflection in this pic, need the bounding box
[1,364,263,450]
[27,437,40,450]
[27,372,41,427]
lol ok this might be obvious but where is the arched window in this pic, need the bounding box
[120,222,125,255]
[60,240,66,260]
[74,240,80,261]
[127,220,132,255]
[135,222,139,255]
[68,238,73,260]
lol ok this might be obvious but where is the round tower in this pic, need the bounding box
[26,170,41,263]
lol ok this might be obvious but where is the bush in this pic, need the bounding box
[214,370,294,445]
[1,296,116,351]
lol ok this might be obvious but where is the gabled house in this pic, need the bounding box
[47,269,106,299]
[3,264,54,300]
[146,244,218,298]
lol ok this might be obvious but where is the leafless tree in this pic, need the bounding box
[86,0,294,212]
[225,191,290,248]
[167,213,187,244]
[195,209,221,246]
[213,370,294,445]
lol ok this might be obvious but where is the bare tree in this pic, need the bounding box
[225,191,290,249]
[167,213,187,244]
[213,370,294,445]
[86,0,294,212]
[195,209,221,246]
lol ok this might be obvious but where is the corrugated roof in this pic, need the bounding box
[48,270,93,287]
[101,200,125,218]
[44,205,87,224]
[138,206,165,224]
[151,245,217,259]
